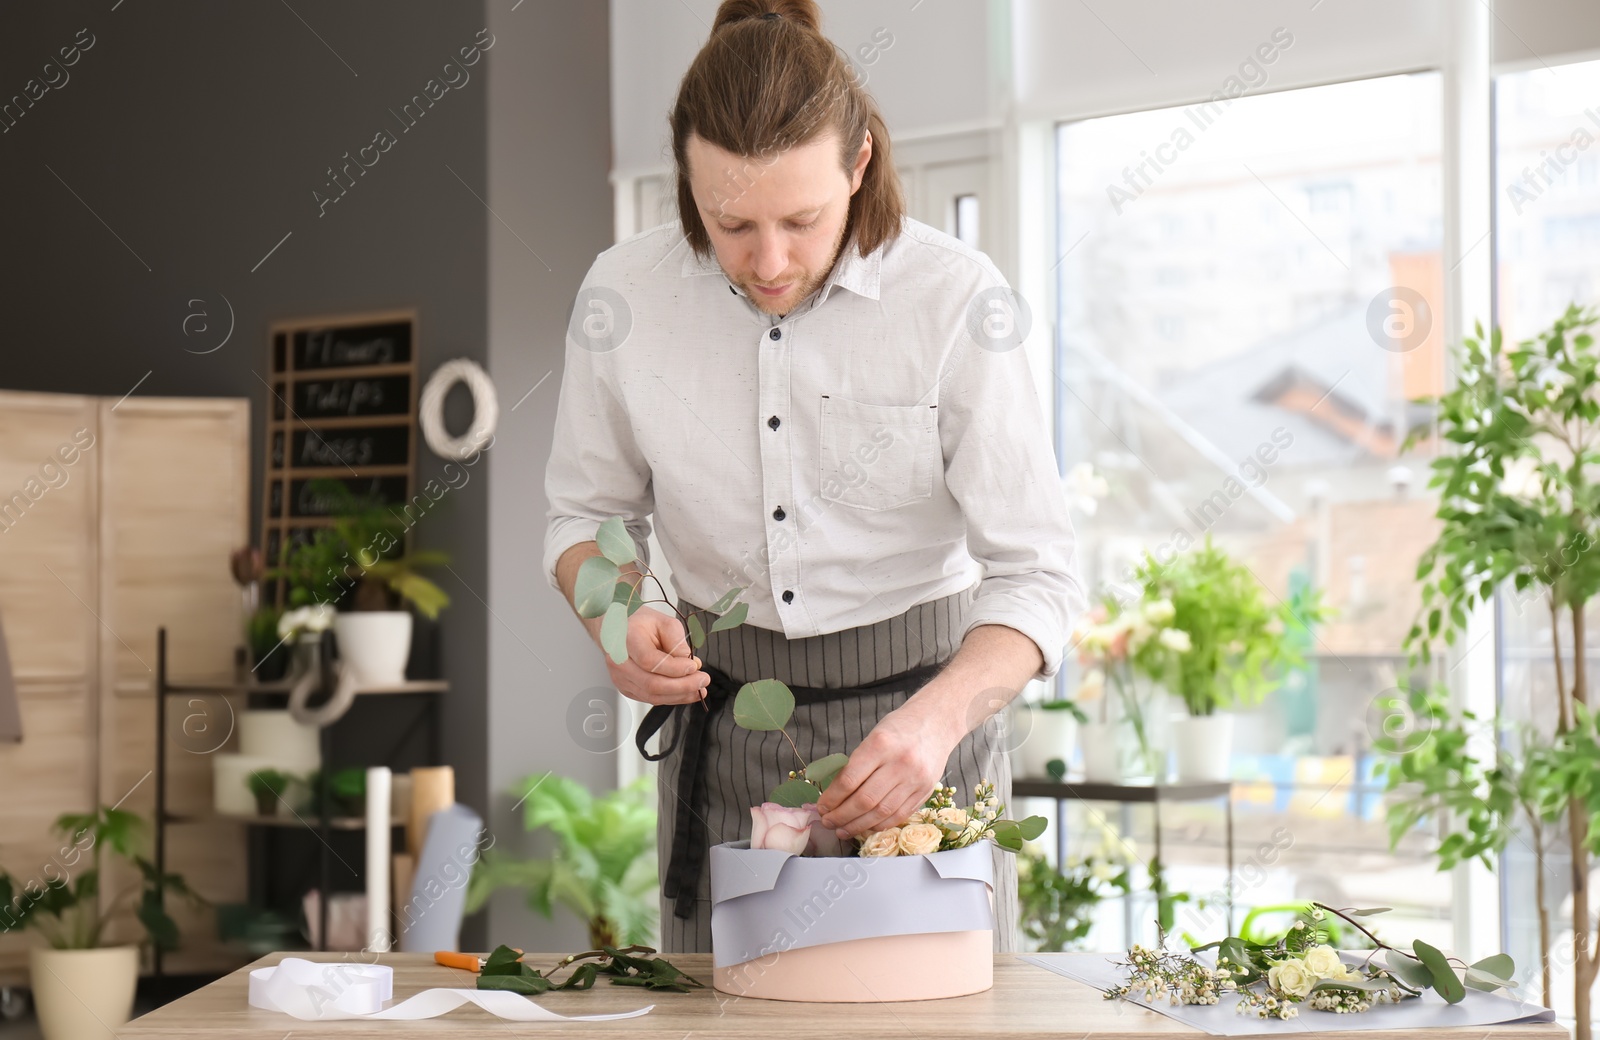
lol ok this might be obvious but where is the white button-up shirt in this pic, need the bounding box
[542,217,1085,681]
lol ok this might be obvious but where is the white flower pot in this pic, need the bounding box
[1170,713,1234,782]
[333,611,412,687]
[30,946,139,1040]
[1015,706,1079,779]
[1078,721,1124,782]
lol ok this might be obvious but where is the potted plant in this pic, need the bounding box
[304,766,367,819]
[1380,304,1600,1038]
[267,479,451,687]
[1016,818,1132,951]
[1015,697,1088,781]
[1069,594,1192,781]
[1129,537,1326,782]
[244,603,290,682]
[0,807,202,1040]
[465,772,658,950]
[247,768,292,816]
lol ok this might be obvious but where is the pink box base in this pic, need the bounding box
[711,929,994,1002]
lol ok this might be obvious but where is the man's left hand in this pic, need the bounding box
[814,703,961,841]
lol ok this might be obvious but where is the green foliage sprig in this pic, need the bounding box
[475,943,703,995]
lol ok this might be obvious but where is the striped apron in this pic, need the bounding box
[634,581,1019,954]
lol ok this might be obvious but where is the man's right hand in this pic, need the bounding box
[605,607,710,706]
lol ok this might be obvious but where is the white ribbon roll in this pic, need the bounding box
[247,958,654,1022]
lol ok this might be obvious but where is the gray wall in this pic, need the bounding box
[484,0,619,953]
[0,0,618,955]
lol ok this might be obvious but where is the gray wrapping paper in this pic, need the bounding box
[709,840,994,968]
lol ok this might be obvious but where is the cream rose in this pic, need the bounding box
[859,828,902,857]
[933,807,970,831]
[1302,945,1345,978]
[1268,959,1314,998]
[897,822,943,856]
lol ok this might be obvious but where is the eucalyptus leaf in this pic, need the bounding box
[709,586,745,613]
[1463,967,1517,992]
[600,601,630,665]
[733,679,795,731]
[1413,939,1466,1004]
[1347,906,1392,916]
[612,580,645,616]
[687,614,706,649]
[574,556,621,618]
[804,753,849,791]
[1310,975,1398,994]
[769,778,822,808]
[709,602,749,633]
[1384,948,1435,991]
[594,517,637,566]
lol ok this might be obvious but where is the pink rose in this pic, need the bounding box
[802,803,846,857]
[750,802,812,854]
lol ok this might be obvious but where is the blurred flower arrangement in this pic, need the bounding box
[1128,536,1325,718]
[1070,593,1192,775]
[1105,903,1517,1021]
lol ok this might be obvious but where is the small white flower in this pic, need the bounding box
[1158,628,1192,653]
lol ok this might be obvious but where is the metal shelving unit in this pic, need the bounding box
[152,627,444,978]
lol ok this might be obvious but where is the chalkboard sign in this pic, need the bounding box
[261,309,419,607]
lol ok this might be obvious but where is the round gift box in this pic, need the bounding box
[708,840,995,1002]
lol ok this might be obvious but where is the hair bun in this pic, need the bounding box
[711,0,822,35]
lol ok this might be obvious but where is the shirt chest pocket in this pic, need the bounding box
[818,396,939,511]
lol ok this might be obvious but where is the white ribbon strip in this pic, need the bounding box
[248,958,655,1022]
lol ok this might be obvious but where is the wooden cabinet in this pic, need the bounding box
[0,390,250,982]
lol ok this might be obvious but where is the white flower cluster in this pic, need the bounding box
[858,779,1003,857]
[1104,944,1236,1008]
[277,603,336,641]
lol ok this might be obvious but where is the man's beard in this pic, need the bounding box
[730,216,851,316]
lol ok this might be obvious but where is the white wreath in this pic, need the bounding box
[419,358,499,461]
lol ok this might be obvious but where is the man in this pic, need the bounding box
[542,0,1083,954]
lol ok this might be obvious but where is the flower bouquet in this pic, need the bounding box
[1105,903,1518,1021]
[710,665,1046,1003]
[1071,594,1190,780]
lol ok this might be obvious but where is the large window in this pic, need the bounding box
[1494,56,1600,1021]
[1046,73,1451,949]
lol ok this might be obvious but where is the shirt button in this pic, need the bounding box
[773,507,786,521]
[767,415,780,430]
[782,590,794,603]
[769,327,782,341]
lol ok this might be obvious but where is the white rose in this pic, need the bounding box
[859,828,902,857]
[1158,628,1192,653]
[1268,959,1314,998]
[933,807,970,832]
[1143,599,1176,625]
[1302,945,1345,978]
[897,823,943,856]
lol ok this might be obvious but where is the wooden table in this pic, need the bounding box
[115,952,1570,1039]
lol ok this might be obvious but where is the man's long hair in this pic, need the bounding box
[669,0,906,260]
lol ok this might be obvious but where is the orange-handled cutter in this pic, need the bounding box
[434,949,522,973]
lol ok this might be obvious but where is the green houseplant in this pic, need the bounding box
[0,807,202,1039]
[1129,537,1327,781]
[246,768,292,816]
[466,773,659,950]
[267,478,451,690]
[1017,840,1131,952]
[1381,304,1600,1039]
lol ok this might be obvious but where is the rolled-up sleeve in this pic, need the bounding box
[541,302,655,595]
[937,276,1087,683]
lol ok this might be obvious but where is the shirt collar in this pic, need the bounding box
[677,233,882,304]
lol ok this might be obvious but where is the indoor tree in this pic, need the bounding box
[1383,304,1600,1039]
